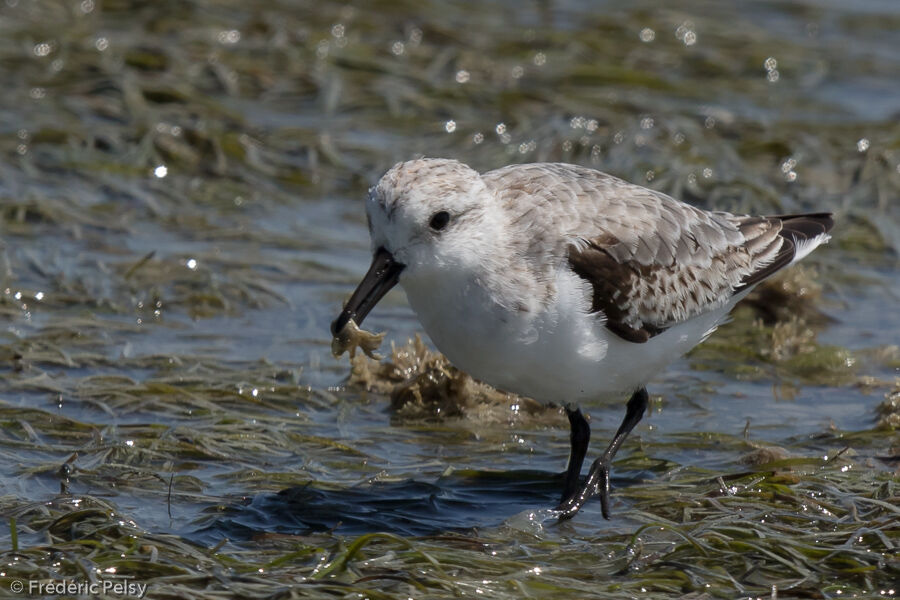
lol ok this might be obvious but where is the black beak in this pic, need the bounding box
[331,247,405,336]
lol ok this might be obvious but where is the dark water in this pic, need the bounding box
[191,471,570,542]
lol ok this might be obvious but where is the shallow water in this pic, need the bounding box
[1,0,898,597]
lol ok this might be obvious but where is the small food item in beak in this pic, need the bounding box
[330,247,403,360]
[331,318,385,359]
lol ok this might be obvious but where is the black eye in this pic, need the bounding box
[429,211,450,231]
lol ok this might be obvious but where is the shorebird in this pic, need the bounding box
[331,158,833,520]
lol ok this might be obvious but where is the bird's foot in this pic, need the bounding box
[554,459,612,521]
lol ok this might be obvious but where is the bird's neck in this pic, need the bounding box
[403,238,551,322]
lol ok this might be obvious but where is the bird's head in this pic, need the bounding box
[331,158,500,335]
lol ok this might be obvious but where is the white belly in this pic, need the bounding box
[402,269,737,404]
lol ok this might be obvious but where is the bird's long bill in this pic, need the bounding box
[330,247,405,336]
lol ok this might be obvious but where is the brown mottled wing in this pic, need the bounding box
[566,245,666,343]
[483,163,832,343]
[566,209,764,343]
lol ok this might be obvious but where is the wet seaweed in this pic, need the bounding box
[1,0,898,598]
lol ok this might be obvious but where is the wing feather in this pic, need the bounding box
[482,163,833,343]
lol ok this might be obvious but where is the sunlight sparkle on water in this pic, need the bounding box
[676,22,697,46]
[33,42,52,57]
[217,30,241,44]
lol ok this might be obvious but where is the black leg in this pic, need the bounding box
[560,405,591,504]
[556,387,649,521]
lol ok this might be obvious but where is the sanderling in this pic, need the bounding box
[331,158,833,520]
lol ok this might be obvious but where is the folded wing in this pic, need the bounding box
[483,163,833,343]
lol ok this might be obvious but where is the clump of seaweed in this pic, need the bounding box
[689,306,860,387]
[348,335,556,424]
[875,381,900,430]
[744,265,830,325]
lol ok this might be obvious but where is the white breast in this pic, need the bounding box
[402,267,738,404]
